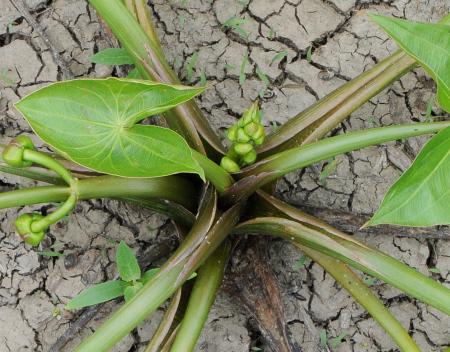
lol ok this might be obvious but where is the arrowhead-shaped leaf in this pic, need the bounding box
[15,78,205,179]
[371,14,450,112]
[370,126,450,226]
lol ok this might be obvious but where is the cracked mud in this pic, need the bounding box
[0,0,449,351]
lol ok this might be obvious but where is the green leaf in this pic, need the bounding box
[89,48,134,65]
[140,268,160,284]
[330,332,348,348]
[270,51,288,65]
[199,69,207,86]
[36,251,64,257]
[429,267,441,274]
[15,78,205,179]
[370,15,450,112]
[239,50,248,86]
[306,46,312,63]
[319,329,328,347]
[292,254,307,270]
[256,66,270,86]
[124,282,143,302]
[127,68,140,79]
[186,52,198,82]
[370,127,450,226]
[319,158,337,185]
[116,241,141,282]
[65,280,127,310]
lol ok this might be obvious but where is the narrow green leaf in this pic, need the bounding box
[371,15,450,112]
[239,50,248,86]
[116,241,141,282]
[89,48,134,65]
[37,251,63,257]
[306,46,312,62]
[271,51,288,65]
[124,282,143,302]
[186,52,198,82]
[429,267,441,274]
[256,66,270,86]
[15,78,205,179]
[65,280,127,310]
[140,268,160,284]
[370,127,450,226]
[424,96,434,121]
[319,329,327,347]
[223,16,249,39]
[319,158,337,185]
[293,254,307,270]
[199,69,207,86]
[330,332,348,348]
[127,68,140,79]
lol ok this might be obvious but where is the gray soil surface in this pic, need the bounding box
[0,0,449,351]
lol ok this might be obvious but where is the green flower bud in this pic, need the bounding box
[252,110,262,123]
[227,125,238,142]
[241,149,257,165]
[2,135,35,168]
[220,156,240,173]
[244,122,259,137]
[236,128,250,143]
[234,142,253,156]
[242,110,253,125]
[254,135,265,146]
[15,213,46,246]
[252,125,265,140]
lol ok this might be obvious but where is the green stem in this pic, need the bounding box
[73,202,243,352]
[259,51,415,155]
[144,288,182,352]
[259,14,450,156]
[191,150,233,193]
[0,175,196,211]
[293,245,420,352]
[170,242,230,352]
[30,192,77,232]
[235,217,450,316]
[222,122,450,205]
[23,149,75,187]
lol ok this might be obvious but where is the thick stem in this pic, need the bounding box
[0,175,196,211]
[259,51,415,155]
[191,150,233,193]
[259,13,450,156]
[235,217,450,316]
[222,122,450,205]
[170,242,230,352]
[73,202,244,352]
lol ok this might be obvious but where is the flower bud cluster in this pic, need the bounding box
[220,101,265,172]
